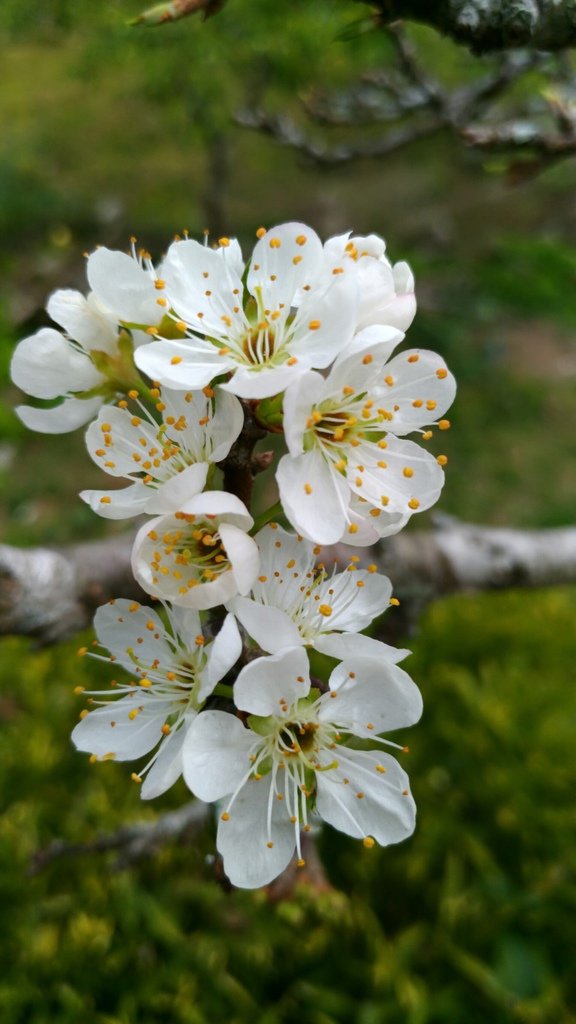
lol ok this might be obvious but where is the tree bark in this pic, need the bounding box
[372,1,576,54]
[3,518,576,644]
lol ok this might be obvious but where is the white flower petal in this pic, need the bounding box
[217,523,260,597]
[374,348,456,435]
[11,328,102,399]
[144,463,209,514]
[135,338,233,391]
[16,396,103,433]
[221,363,305,400]
[247,223,323,319]
[72,696,165,761]
[87,248,159,325]
[162,238,246,338]
[216,775,295,889]
[277,449,350,545]
[201,612,242,696]
[80,481,151,520]
[183,710,256,802]
[229,597,303,655]
[233,648,311,717]
[47,289,118,352]
[282,371,324,456]
[94,598,174,673]
[288,264,358,368]
[322,656,423,734]
[141,722,191,800]
[316,750,416,846]
[315,632,410,663]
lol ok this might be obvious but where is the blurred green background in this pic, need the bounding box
[1,3,575,1022]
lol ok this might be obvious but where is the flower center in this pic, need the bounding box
[241,322,277,366]
[147,514,229,595]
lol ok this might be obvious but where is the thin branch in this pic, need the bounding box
[29,800,211,873]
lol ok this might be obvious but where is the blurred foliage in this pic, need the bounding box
[1,587,575,1023]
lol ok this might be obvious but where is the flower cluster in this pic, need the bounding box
[12,222,455,888]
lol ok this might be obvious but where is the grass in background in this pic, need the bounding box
[1,586,575,1024]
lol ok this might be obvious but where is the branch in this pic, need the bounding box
[29,800,211,874]
[4,518,576,642]
[235,107,445,166]
[370,1,576,55]
[0,534,140,644]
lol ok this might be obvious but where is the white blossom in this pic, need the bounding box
[11,245,162,433]
[324,231,416,334]
[183,646,421,888]
[80,387,243,519]
[131,491,260,610]
[276,325,456,544]
[72,598,242,799]
[134,223,358,400]
[229,523,409,662]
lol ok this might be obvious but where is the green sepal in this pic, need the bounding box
[254,392,284,432]
[247,714,275,737]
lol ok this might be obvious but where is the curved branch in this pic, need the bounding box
[372,1,576,54]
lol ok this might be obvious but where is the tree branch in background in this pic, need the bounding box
[237,27,574,180]
[368,0,576,55]
[29,800,211,874]
[4,518,576,645]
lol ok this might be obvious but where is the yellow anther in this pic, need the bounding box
[437,454,448,466]
[408,498,420,510]
[362,354,373,364]
[408,353,420,363]
[412,399,423,408]
[384,375,394,386]
[131,773,142,784]
[195,635,205,646]
[332,266,344,275]
[73,686,85,695]
[403,467,414,478]
[422,430,433,440]
[304,483,313,495]
[139,678,152,688]
[161,724,171,736]
[438,419,451,431]
[269,237,281,248]
[347,523,359,534]
[79,709,89,719]
[308,320,321,331]
[318,604,332,617]
[426,399,437,411]
[295,235,307,246]
[292,255,302,265]
[256,226,266,238]
[375,764,387,774]
[389,597,400,606]
[363,836,375,849]
[218,237,230,247]
[342,385,354,396]
[100,423,111,433]
[297,858,306,868]
[171,356,183,365]
[287,356,298,366]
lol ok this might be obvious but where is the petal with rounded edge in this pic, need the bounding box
[322,656,423,734]
[316,750,416,846]
[11,328,101,399]
[216,774,296,889]
[87,248,159,325]
[16,396,103,434]
[277,449,350,545]
[233,647,310,717]
[182,709,256,801]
